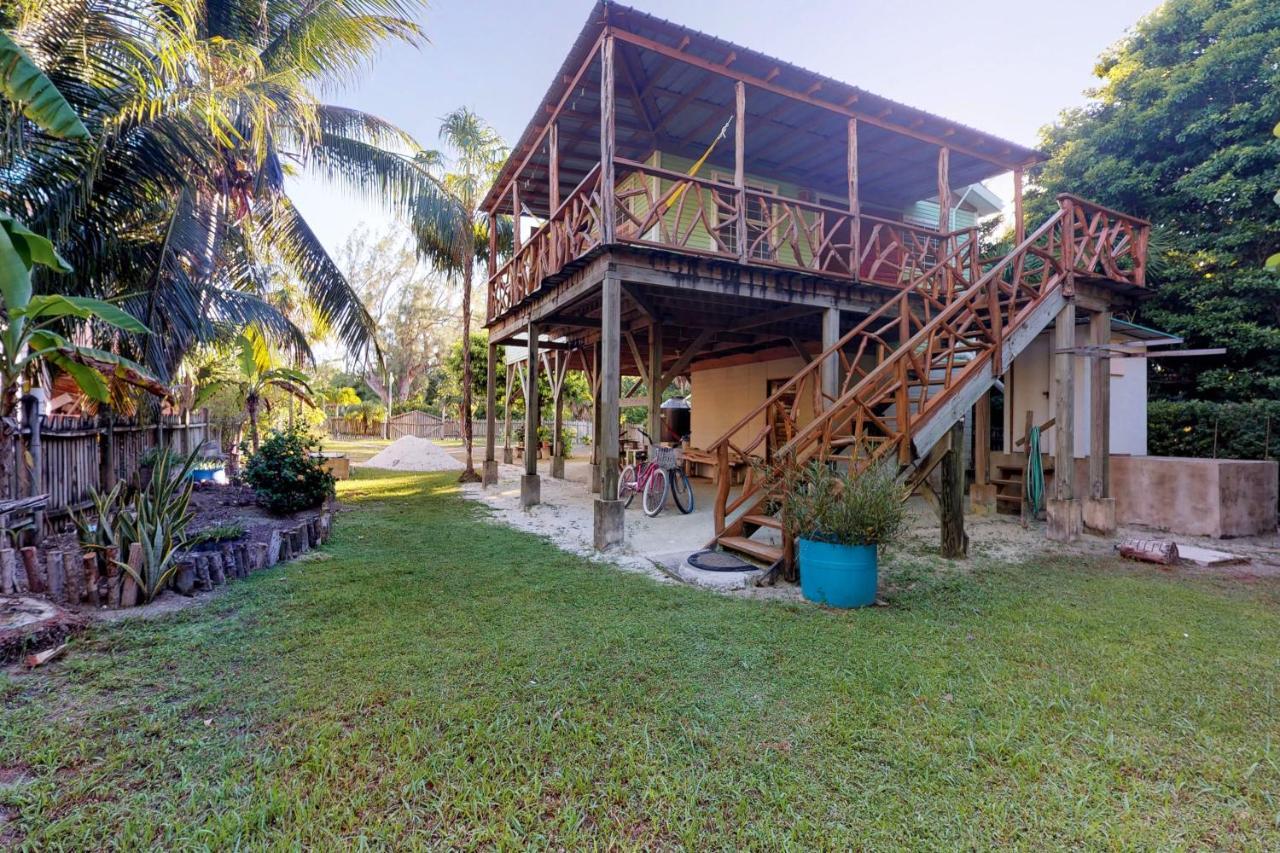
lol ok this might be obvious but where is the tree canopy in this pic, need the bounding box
[1034,0,1280,401]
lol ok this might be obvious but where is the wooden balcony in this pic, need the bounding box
[486,158,988,322]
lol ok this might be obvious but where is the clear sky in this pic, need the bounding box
[290,0,1163,259]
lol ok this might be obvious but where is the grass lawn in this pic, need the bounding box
[2,470,1278,848]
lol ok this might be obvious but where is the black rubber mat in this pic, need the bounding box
[685,549,756,572]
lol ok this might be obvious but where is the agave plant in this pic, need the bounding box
[76,447,198,603]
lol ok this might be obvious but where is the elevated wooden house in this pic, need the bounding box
[481,2,1151,567]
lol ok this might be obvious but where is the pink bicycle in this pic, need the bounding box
[618,429,695,517]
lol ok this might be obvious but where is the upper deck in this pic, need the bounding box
[484,2,1148,325]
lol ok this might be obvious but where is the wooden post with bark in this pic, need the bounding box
[940,420,968,558]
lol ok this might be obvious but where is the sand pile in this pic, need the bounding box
[360,436,464,472]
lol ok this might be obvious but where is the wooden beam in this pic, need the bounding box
[1089,310,1111,499]
[820,307,840,410]
[608,28,1031,169]
[937,146,951,233]
[624,330,647,382]
[1053,302,1076,500]
[659,327,716,387]
[848,118,860,263]
[647,322,663,441]
[1013,166,1025,245]
[524,321,540,478]
[484,343,497,466]
[974,390,990,486]
[735,80,747,264]
[940,419,968,558]
[622,283,661,323]
[511,182,521,252]
[548,122,560,211]
[600,34,616,244]
[600,273,622,500]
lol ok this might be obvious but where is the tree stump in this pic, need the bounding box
[120,543,143,607]
[940,421,969,559]
[83,553,100,606]
[251,543,267,571]
[267,531,282,566]
[20,547,43,594]
[194,555,211,590]
[209,552,226,586]
[45,551,65,603]
[0,549,17,594]
[221,545,238,579]
[174,560,195,596]
[62,549,83,604]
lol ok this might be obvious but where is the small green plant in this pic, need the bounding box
[75,448,198,602]
[242,427,335,514]
[558,427,574,457]
[767,458,910,547]
[187,522,245,547]
[139,446,181,469]
[191,457,225,471]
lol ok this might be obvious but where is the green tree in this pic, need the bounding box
[409,108,510,482]
[441,334,504,421]
[3,0,446,378]
[194,334,316,453]
[1033,0,1280,401]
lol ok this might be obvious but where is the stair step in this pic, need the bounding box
[718,536,784,564]
[742,514,782,530]
[990,477,1022,487]
[995,494,1022,503]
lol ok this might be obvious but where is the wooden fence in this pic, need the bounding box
[7,411,217,529]
[326,411,593,447]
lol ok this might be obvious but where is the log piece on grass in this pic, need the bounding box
[293,525,306,554]
[237,542,249,573]
[20,546,43,594]
[210,552,226,586]
[83,553,100,607]
[252,542,267,571]
[46,551,65,603]
[120,543,142,607]
[220,546,238,580]
[267,530,282,566]
[1117,538,1179,566]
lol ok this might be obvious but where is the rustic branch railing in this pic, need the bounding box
[708,193,1150,551]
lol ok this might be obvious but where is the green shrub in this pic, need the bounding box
[187,522,245,547]
[243,427,335,514]
[765,458,910,547]
[1148,400,1280,460]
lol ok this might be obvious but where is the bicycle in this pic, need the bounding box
[618,429,695,517]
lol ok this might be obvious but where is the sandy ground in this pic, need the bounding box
[451,443,1280,595]
[360,436,464,472]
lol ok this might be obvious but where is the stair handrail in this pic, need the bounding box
[773,206,1073,465]
[704,235,979,463]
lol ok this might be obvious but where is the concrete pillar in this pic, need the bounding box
[820,307,840,409]
[594,272,624,549]
[1084,309,1116,534]
[1047,301,1081,541]
[483,341,498,486]
[521,321,540,508]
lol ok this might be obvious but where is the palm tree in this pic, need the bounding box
[410,108,509,482]
[2,0,447,380]
[194,334,316,454]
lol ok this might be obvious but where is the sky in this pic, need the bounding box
[289,0,1164,262]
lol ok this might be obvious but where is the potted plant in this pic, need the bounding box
[775,458,909,608]
[536,425,552,459]
[189,456,226,483]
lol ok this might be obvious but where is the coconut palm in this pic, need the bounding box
[410,108,509,482]
[2,0,449,380]
[193,333,317,454]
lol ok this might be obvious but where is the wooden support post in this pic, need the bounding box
[522,321,540,507]
[548,121,560,212]
[595,271,624,550]
[969,391,996,513]
[600,35,616,245]
[848,118,860,275]
[647,322,663,442]
[1048,301,1081,541]
[940,420,968,558]
[1084,309,1116,534]
[483,342,498,485]
[100,406,116,491]
[502,363,514,464]
[1013,166,1026,246]
[937,146,951,254]
[589,345,602,493]
[511,182,521,252]
[734,80,747,264]
[820,308,840,409]
[22,394,42,536]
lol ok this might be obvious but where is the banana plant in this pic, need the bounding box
[0,214,166,498]
[194,333,317,453]
[0,31,89,141]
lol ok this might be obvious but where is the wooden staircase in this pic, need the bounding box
[706,195,1150,576]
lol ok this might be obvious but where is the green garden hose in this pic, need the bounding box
[1025,425,1045,514]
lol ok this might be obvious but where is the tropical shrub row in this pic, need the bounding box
[1148,400,1280,461]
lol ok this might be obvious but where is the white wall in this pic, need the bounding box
[1003,325,1147,457]
[689,356,813,450]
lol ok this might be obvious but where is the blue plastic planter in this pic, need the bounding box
[798,539,878,608]
[190,467,222,483]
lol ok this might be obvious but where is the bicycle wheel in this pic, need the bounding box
[618,464,638,508]
[641,466,668,517]
[670,468,695,514]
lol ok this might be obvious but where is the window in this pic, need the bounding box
[713,173,777,260]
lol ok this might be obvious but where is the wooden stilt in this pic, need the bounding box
[940,420,968,558]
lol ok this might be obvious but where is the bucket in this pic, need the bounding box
[798,539,878,608]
